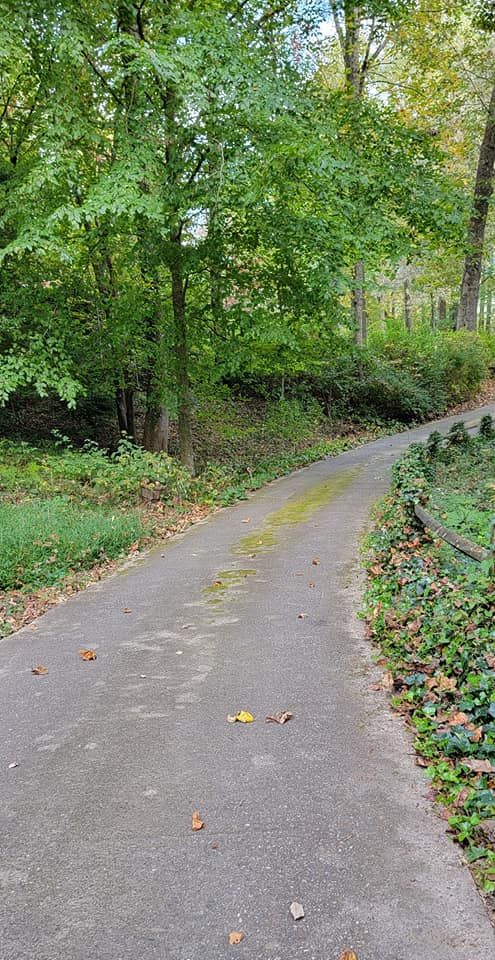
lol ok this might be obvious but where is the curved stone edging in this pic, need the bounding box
[414,503,489,563]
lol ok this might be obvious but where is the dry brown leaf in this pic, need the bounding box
[461,757,495,774]
[312,558,320,566]
[79,648,97,661]
[31,665,48,676]
[485,653,495,670]
[339,952,358,960]
[191,810,204,831]
[471,726,483,743]
[266,711,293,724]
[436,674,457,692]
[228,932,244,945]
[446,711,468,726]
[123,608,132,614]
[416,755,429,767]
[309,581,315,588]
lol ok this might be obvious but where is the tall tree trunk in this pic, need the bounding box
[438,296,447,326]
[430,291,436,328]
[143,401,169,452]
[458,80,495,330]
[353,260,367,344]
[115,387,135,439]
[170,241,195,473]
[403,278,412,331]
[487,290,492,332]
[343,4,361,93]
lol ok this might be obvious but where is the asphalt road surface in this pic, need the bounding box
[2,405,495,960]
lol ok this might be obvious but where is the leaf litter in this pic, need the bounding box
[266,711,293,724]
[191,811,205,831]
[31,665,48,676]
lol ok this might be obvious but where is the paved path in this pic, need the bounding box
[2,406,495,960]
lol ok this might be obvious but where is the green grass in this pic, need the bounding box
[0,497,148,591]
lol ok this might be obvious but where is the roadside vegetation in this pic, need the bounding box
[365,419,495,899]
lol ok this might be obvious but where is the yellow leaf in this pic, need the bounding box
[236,710,254,723]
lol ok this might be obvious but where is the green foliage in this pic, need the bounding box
[0,498,147,591]
[480,414,495,439]
[0,438,192,504]
[446,420,471,446]
[429,435,495,546]
[365,438,495,891]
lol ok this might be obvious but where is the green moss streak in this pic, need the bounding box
[202,568,256,605]
[236,466,361,556]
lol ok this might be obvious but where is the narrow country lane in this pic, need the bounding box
[2,406,495,960]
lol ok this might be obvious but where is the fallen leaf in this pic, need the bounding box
[123,608,132,614]
[339,952,358,960]
[486,653,495,670]
[266,711,293,724]
[471,726,483,743]
[289,901,305,920]
[79,648,97,661]
[436,674,457,693]
[416,755,429,767]
[309,581,315,588]
[191,811,204,831]
[228,932,244,945]
[372,671,393,692]
[241,518,251,524]
[446,711,468,726]
[227,710,254,724]
[297,612,307,619]
[8,761,18,769]
[31,665,48,676]
[460,757,495,774]
[312,558,320,566]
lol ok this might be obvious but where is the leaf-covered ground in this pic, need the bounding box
[365,431,495,902]
[429,439,495,545]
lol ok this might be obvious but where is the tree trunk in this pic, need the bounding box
[115,387,135,438]
[403,278,412,331]
[438,296,447,325]
[458,80,495,330]
[487,290,492,332]
[450,301,459,330]
[170,243,195,473]
[343,5,361,93]
[353,260,367,344]
[430,291,436,328]
[143,401,169,452]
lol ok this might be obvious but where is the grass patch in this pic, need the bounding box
[0,497,148,592]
